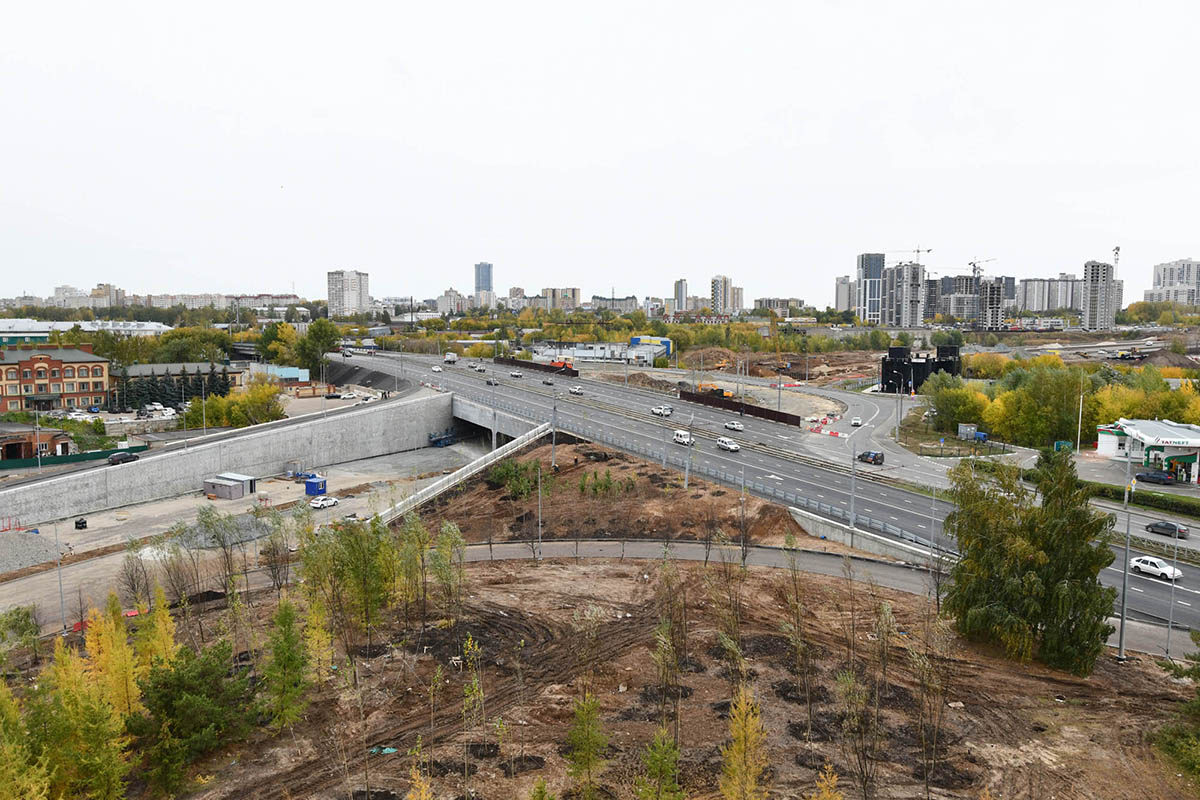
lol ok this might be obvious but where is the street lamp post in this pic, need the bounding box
[1117,446,1134,660]
[490,377,497,451]
[536,463,543,562]
[1168,529,1181,659]
[684,414,695,489]
[34,406,42,472]
[551,393,558,469]
[849,446,857,549]
[53,520,66,635]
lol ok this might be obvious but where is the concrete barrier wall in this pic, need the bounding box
[452,396,538,440]
[788,505,941,565]
[0,393,453,525]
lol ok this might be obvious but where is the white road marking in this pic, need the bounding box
[1180,601,1192,607]
[1131,586,1144,592]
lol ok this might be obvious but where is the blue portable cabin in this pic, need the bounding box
[305,476,327,496]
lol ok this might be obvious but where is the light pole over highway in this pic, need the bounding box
[1118,448,1134,660]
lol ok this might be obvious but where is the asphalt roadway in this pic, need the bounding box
[379,352,1200,635]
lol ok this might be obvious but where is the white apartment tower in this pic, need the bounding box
[1080,261,1122,331]
[327,270,370,317]
[881,263,925,327]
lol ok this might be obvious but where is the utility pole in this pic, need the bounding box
[849,446,857,549]
[53,520,66,635]
[1117,448,1133,660]
[1076,370,1085,454]
[551,393,558,469]
[536,463,543,562]
[1168,528,1181,659]
[661,423,667,468]
[491,378,497,451]
[684,414,695,489]
[34,406,42,472]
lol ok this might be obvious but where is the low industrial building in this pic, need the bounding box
[0,423,72,461]
[1096,418,1200,484]
[880,345,961,393]
[532,336,672,367]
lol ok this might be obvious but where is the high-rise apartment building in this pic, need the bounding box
[1080,261,1122,330]
[474,262,493,295]
[978,278,1007,329]
[754,297,806,313]
[673,279,688,313]
[854,254,885,324]
[1144,258,1200,305]
[540,288,581,311]
[731,287,744,314]
[881,263,925,327]
[834,276,853,312]
[327,270,370,317]
[922,279,941,321]
[709,275,733,315]
[1016,274,1081,313]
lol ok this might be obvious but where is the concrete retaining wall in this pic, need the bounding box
[0,392,453,525]
[788,505,941,564]
[452,396,538,440]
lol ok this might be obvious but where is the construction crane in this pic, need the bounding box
[968,257,996,283]
[1113,245,1120,273]
[886,247,932,264]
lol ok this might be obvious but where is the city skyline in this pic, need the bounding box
[3,4,1198,307]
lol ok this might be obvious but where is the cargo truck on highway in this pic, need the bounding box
[443,352,459,364]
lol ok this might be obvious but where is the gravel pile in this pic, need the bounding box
[0,530,66,573]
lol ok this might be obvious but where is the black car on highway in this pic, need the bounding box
[107,451,139,466]
[857,451,884,465]
[1136,470,1176,485]
[1146,520,1190,538]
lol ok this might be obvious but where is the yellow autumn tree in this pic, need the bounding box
[807,762,844,799]
[406,764,434,800]
[86,595,143,718]
[47,638,130,800]
[719,684,769,800]
[136,582,179,673]
[304,598,335,683]
[0,678,52,800]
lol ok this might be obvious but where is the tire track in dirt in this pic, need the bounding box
[210,598,657,799]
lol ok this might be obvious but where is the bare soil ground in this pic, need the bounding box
[186,557,1196,800]
[418,442,805,550]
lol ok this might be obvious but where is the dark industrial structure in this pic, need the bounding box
[880,345,961,393]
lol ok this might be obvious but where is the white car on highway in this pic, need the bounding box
[309,495,339,509]
[651,405,672,417]
[716,436,741,452]
[569,386,584,395]
[1130,556,1182,581]
[851,416,863,426]
[431,365,443,373]
[724,420,744,431]
[509,370,523,378]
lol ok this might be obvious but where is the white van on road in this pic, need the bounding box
[672,430,694,446]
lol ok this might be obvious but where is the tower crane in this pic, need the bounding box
[886,247,933,264]
[1113,245,1120,273]
[968,257,996,283]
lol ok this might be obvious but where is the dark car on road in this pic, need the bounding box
[857,451,884,465]
[1146,520,1190,538]
[1137,470,1176,485]
[107,451,139,466]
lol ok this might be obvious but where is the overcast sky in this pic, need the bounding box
[3,2,1198,307]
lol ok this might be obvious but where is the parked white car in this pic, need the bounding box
[309,495,339,509]
[716,436,741,452]
[724,420,744,431]
[1130,556,1182,581]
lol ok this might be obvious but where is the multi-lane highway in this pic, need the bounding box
[375,351,1200,632]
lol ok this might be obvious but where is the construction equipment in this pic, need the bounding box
[968,257,996,283]
[697,382,732,398]
[886,247,933,263]
[768,309,784,373]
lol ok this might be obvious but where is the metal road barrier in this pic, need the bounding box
[379,422,551,525]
